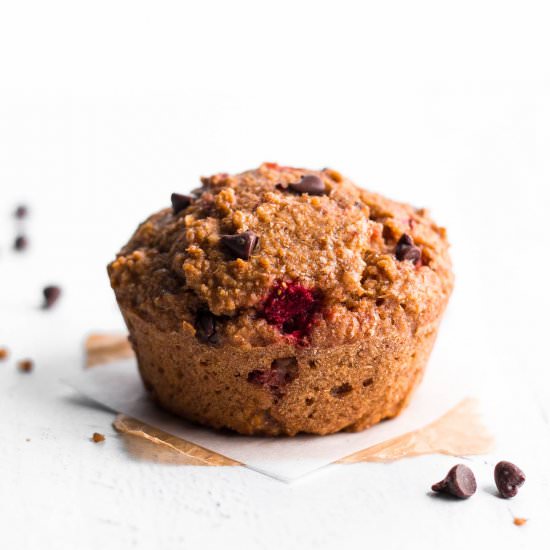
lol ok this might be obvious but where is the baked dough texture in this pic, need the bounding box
[108,163,453,436]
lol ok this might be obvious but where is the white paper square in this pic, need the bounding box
[64,359,463,482]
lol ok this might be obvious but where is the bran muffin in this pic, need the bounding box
[108,163,453,436]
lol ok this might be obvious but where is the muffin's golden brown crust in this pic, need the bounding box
[108,163,453,436]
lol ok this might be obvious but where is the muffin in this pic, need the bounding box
[108,163,453,436]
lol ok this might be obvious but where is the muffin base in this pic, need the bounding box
[122,308,440,436]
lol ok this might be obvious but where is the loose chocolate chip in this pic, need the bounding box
[195,310,219,344]
[431,464,477,498]
[220,230,259,260]
[0,347,9,360]
[14,205,28,219]
[494,461,525,498]
[13,235,28,251]
[395,233,421,263]
[171,193,193,214]
[281,174,327,196]
[42,286,62,309]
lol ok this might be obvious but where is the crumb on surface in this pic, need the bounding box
[17,359,33,372]
[92,432,105,443]
[0,347,9,360]
[513,517,527,526]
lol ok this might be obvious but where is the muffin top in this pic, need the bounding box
[108,163,453,349]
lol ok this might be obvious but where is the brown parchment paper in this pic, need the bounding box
[85,333,494,466]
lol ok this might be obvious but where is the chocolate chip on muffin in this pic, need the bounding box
[278,174,327,196]
[395,234,421,263]
[171,193,193,214]
[220,230,259,260]
[195,310,220,344]
[108,163,453,435]
[248,357,299,397]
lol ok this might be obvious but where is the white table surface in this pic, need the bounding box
[1,2,550,548]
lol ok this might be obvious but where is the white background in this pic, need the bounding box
[1,1,550,548]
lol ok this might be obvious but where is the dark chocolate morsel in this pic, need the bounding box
[280,174,327,196]
[14,205,28,219]
[431,464,477,499]
[195,310,219,344]
[220,230,259,260]
[494,461,526,498]
[13,235,28,251]
[395,233,421,263]
[171,193,193,214]
[42,286,62,309]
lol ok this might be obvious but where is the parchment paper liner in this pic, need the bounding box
[86,333,493,466]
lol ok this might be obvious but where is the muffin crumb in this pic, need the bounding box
[91,432,105,443]
[17,359,33,373]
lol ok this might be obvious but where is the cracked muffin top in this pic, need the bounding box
[108,163,453,349]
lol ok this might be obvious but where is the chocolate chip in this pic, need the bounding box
[280,174,327,196]
[494,461,525,498]
[195,310,219,344]
[247,357,298,397]
[431,464,477,498]
[331,382,353,397]
[42,286,62,309]
[14,205,28,219]
[395,234,421,263]
[220,230,259,260]
[13,235,28,251]
[171,193,193,214]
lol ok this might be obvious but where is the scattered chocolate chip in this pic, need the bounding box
[42,286,62,309]
[220,230,259,260]
[13,235,28,251]
[431,464,477,498]
[171,193,193,214]
[17,359,34,373]
[494,461,525,498]
[14,205,28,219]
[247,357,299,397]
[195,310,219,344]
[280,174,327,196]
[513,517,527,526]
[395,234,421,263]
[0,347,9,361]
[92,432,105,443]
